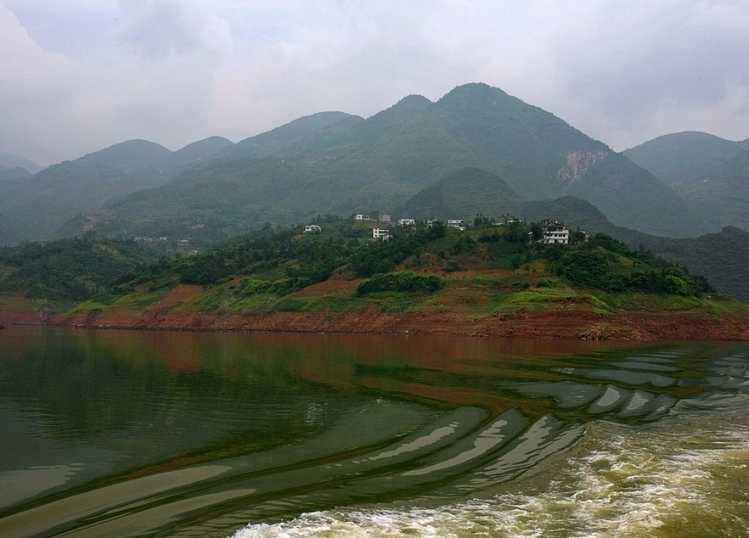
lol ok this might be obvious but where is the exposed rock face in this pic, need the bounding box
[557,150,609,185]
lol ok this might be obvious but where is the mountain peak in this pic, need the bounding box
[176,136,233,153]
[173,136,235,165]
[110,138,166,149]
[365,94,432,125]
[394,94,432,109]
[637,131,734,146]
[89,139,170,159]
[440,82,509,102]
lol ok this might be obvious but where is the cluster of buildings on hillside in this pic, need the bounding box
[303,213,584,246]
[538,219,571,245]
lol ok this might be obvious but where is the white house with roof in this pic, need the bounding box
[304,224,322,234]
[447,219,465,231]
[372,227,391,241]
[354,214,372,221]
[541,219,570,245]
[398,218,416,226]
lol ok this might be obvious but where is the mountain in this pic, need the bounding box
[0,140,173,242]
[561,152,701,237]
[84,83,703,241]
[0,137,235,243]
[172,136,234,166]
[0,165,31,182]
[625,131,749,232]
[400,167,519,218]
[624,131,745,188]
[224,111,363,160]
[0,152,41,174]
[677,147,749,231]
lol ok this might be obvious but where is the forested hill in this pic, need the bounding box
[519,197,749,301]
[66,83,703,243]
[2,218,747,344]
[399,167,520,218]
[0,236,156,303]
[0,218,725,311]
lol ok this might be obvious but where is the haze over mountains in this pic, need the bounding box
[0,152,41,174]
[0,137,234,242]
[626,131,749,231]
[1,83,747,255]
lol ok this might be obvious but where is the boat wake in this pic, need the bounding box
[235,412,749,537]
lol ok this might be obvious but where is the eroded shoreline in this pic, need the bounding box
[3,307,748,342]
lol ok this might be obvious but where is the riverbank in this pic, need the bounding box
[3,305,748,342]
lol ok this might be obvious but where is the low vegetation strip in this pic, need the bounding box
[358,272,443,295]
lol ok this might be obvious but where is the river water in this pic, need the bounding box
[0,327,747,537]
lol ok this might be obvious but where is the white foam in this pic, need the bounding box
[232,421,749,538]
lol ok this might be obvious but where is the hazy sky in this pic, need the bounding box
[2,0,748,165]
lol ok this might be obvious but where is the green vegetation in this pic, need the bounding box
[632,226,749,302]
[518,197,749,302]
[624,131,745,188]
[358,272,443,295]
[400,167,518,219]
[0,138,233,243]
[64,83,701,244]
[552,235,711,296]
[0,235,156,303]
[625,131,749,232]
[0,216,741,321]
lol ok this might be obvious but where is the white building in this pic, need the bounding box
[398,218,416,226]
[379,214,392,224]
[354,214,371,221]
[495,214,523,226]
[372,227,391,241]
[304,224,322,233]
[541,220,570,245]
[447,219,465,231]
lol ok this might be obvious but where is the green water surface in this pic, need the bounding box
[0,328,747,537]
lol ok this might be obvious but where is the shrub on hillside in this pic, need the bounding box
[357,272,443,295]
[556,247,709,296]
